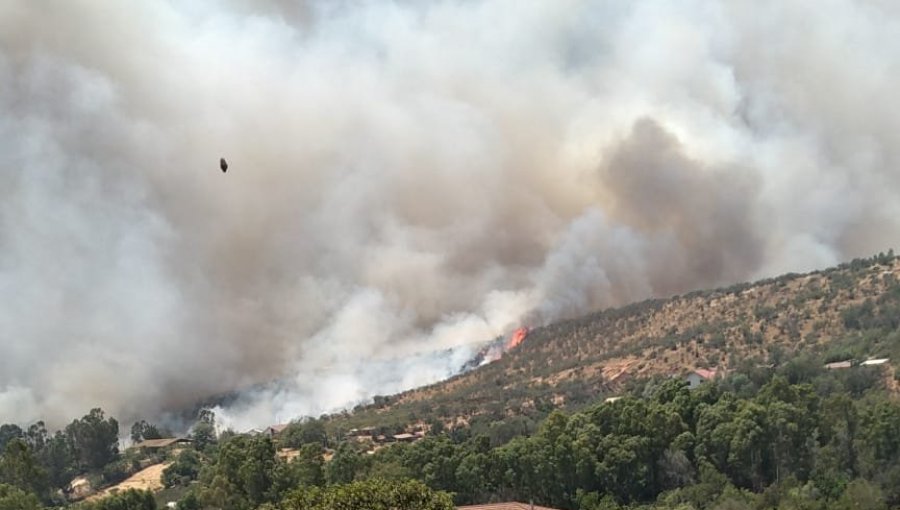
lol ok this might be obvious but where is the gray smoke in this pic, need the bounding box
[2,0,900,429]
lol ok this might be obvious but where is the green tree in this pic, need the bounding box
[197,435,277,510]
[73,488,156,510]
[130,421,164,444]
[40,431,76,489]
[0,439,48,499]
[0,426,22,454]
[281,419,328,448]
[177,493,200,510]
[576,490,620,510]
[163,449,202,488]
[66,408,119,471]
[272,443,324,494]
[833,479,886,510]
[658,448,695,491]
[429,419,446,436]
[19,420,76,492]
[0,483,42,510]
[189,409,217,452]
[280,478,453,510]
[658,462,731,510]
[23,422,48,452]
[326,442,368,485]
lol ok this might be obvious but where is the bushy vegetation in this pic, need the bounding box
[0,483,42,510]
[0,408,212,507]
[278,479,453,510]
[64,362,892,510]
[256,368,899,510]
[72,489,156,510]
[18,361,892,510]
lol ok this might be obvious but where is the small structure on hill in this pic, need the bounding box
[393,433,417,443]
[686,368,718,389]
[861,358,889,366]
[347,426,376,438]
[265,424,289,437]
[133,438,192,452]
[685,368,718,390]
[456,502,562,510]
[825,360,853,370]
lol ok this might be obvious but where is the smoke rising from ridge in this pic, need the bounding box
[2,0,900,429]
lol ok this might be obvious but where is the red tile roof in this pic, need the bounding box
[457,503,560,510]
[267,424,290,434]
[693,368,717,380]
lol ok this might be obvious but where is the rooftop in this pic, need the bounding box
[267,424,290,434]
[134,438,190,449]
[456,503,561,510]
[693,368,717,380]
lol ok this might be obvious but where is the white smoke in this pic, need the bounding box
[2,0,900,429]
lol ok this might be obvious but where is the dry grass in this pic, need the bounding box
[87,462,171,501]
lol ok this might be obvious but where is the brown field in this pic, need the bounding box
[87,462,171,501]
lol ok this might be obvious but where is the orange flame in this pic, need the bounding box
[505,327,529,350]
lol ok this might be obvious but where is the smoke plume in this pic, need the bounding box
[2,0,900,429]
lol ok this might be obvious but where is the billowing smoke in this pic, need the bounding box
[2,0,900,429]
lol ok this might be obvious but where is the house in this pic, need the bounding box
[686,368,717,389]
[133,438,192,451]
[861,358,890,366]
[393,433,417,443]
[825,360,852,370]
[265,424,290,437]
[456,502,561,510]
[604,396,622,404]
[347,426,376,437]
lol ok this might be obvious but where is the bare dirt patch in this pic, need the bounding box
[88,462,171,501]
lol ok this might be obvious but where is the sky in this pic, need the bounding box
[2,0,900,430]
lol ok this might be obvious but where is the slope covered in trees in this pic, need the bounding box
[335,252,900,431]
[302,369,900,510]
[5,362,900,509]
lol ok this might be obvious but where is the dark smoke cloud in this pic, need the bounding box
[601,119,763,291]
[2,0,899,429]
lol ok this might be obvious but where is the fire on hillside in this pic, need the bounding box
[459,327,529,373]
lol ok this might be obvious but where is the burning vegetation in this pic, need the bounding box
[459,327,530,372]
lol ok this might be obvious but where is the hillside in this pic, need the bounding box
[331,252,900,430]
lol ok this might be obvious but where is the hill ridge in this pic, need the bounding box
[336,252,900,429]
